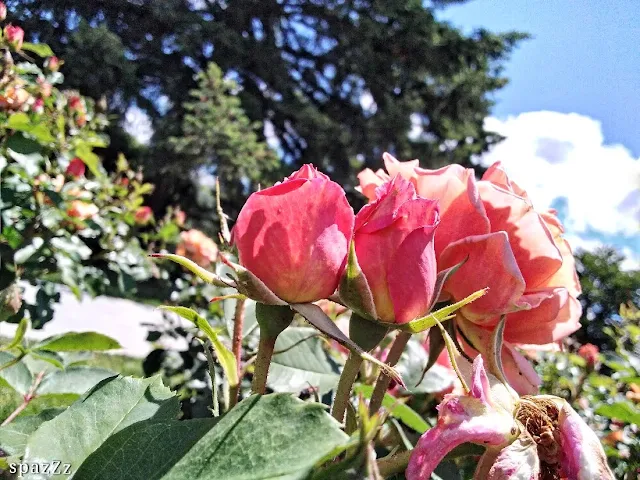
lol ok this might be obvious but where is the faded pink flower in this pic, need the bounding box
[134,206,153,225]
[407,355,614,480]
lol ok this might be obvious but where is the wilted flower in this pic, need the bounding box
[232,164,354,304]
[3,24,24,50]
[134,206,153,225]
[176,229,218,268]
[358,155,581,394]
[347,176,439,323]
[407,355,614,480]
[65,158,86,178]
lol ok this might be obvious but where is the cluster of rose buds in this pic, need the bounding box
[358,155,582,394]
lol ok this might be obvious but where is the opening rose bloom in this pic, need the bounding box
[407,355,614,480]
[176,229,218,269]
[232,164,354,304]
[358,155,581,394]
[349,176,439,323]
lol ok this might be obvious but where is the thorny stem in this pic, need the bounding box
[2,370,45,426]
[228,298,245,408]
[377,450,412,478]
[203,340,220,417]
[331,353,363,423]
[369,331,411,415]
[251,335,277,395]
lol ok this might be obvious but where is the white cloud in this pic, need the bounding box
[123,105,154,145]
[478,111,639,266]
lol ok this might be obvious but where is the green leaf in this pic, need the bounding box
[21,376,179,479]
[73,419,217,480]
[6,148,44,177]
[0,317,30,352]
[33,332,121,352]
[0,351,33,396]
[160,394,348,480]
[29,349,64,369]
[21,42,55,57]
[355,384,430,434]
[36,367,117,396]
[159,306,238,387]
[596,402,640,425]
[0,409,65,457]
[268,327,341,395]
[74,144,104,178]
[396,338,455,394]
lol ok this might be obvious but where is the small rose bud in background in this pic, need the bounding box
[134,206,153,225]
[65,157,86,178]
[351,176,439,323]
[32,97,44,114]
[578,343,599,370]
[176,229,218,268]
[45,56,61,72]
[233,164,354,304]
[0,2,7,21]
[68,95,82,111]
[174,208,186,227]
[3,24,24,50]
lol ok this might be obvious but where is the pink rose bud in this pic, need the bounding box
[134,206,153,225]
[45,56,61,72]
[68,95,83,111]
[32,98,44,114]
[578,343,599,369]
[174,209,186,227]
[232,164,354,304]
[351,176,439,323]
[0,2,6,21]
[65,157,86,178]
[3,24,24,50]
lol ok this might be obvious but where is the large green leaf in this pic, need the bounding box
[36,367,116,396]
[21,376,179,479]
[73,419,217,480]
[0,351,33,395]
[395,338,455,394]
[268,327,340,395]
[0,409,65,457]
[21,42,55,57]
[160,394,348,480]
[33,332,121,352]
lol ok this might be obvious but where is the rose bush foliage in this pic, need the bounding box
[1,8,634,479]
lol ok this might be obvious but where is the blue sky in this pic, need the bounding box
[437,0,640,156]
[435,0,639,266]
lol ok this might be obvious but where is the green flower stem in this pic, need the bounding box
[368,331,411,415]
[331,353,363,423]
[251,334,277,394]
[377,450,412,478]
[203,340,220,417]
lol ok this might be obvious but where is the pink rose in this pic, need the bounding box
[176,229,218,268]
[3,24,24,50]
[232,164,354,304]
[352,176,439,323]
[65,158,86,178]
[358,155,581,393]
[134,206,153,225]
